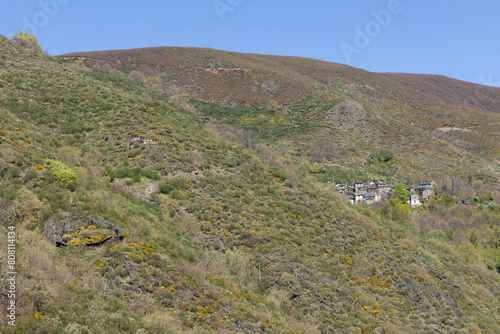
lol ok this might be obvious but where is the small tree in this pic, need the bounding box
[169,94,197,116]
[12,188,49,221]
[101,63,113,74]
[440,193,456,208]
[389,182,410,219]
[379,149,394,162]
[394,182,409,203]
[128,71,145,84]
[146,76,161,86]
[242,129,259,149]
[57,145,81,167]
[104,168,115,183]
[13,31,42,54]
[486,191,495,202]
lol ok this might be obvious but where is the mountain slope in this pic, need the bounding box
[54,47,451,108]
[59,46,500,115]
[58,46,500,178]
[379,72,500,114]
[0,35,499,334]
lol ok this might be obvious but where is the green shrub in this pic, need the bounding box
[185,202,200,213]
[178,247,196,262]
[440,193,456,208]
[15,156,25,167]
[115,167,128,178]
[269,167,287,182]
[41,169,56,184]
[67,180,79,191]
[169,208,176,217]
[44,159,78,185]
[61,123,84,134]
[115,167,141,179]
[379,149,394,162]
[486,191,495,202]
[169,189,183,199]
[105,168,115,182]
[9,166,21,178]
[24,169,38,182]
[132,172,141,182]
[141,168,159,180]
[159,178,187,194]
[428,229,446,239]
[127,149,141,158]
[488,202,500,214]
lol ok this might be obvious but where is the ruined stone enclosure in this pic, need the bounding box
[43,216,125,247]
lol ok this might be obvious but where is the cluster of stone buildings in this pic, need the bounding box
[335,180,435,207]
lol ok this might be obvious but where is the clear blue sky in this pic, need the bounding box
[1,0,499,87]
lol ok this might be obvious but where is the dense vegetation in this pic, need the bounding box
[0,34,499,333]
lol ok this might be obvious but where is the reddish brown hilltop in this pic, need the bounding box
[379,72,500,114]
[59,47,322,106]
[58,46,500,112]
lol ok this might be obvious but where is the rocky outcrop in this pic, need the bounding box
[43,216,125,247]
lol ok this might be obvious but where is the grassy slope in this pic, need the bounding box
[0,36,500,334]
[194,87,500,183]
[59,47,500,179]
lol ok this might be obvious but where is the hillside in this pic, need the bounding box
[59,46,500,114]
[0,34,500,334]
[58,47,500,180]
[56,46,456,107]
[379,73,500,114]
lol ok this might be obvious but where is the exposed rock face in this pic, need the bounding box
[261,80,279,91]
[130,182,160,203]
[327,99,366,132]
